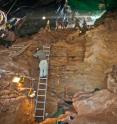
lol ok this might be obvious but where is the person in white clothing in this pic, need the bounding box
[39,59,48,77]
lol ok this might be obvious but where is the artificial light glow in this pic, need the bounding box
[17,83,23,88]
[12,76,21,83]
[42,16,46,20]
[28,91,36,98]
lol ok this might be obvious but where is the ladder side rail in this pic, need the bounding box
[35,45,51,121]
[42,78,48,118]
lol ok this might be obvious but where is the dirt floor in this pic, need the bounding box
[0,12,117,124]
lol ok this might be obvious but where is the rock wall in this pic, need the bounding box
[106,65,117,93]
[0,12,117,124]
[73,89,117,115]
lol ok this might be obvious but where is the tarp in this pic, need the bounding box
[68,0,117,12]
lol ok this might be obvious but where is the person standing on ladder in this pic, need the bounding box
[33,47,48,78]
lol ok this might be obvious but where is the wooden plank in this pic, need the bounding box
[9,43,32,58]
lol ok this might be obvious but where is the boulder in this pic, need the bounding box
[106,65,117,93]
[73,89,117,115]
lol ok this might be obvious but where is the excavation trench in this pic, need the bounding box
[0,14,117,124]
[0,30,83,123]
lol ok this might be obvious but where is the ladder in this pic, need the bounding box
[35,45,51,122]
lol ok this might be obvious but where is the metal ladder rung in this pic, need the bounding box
[43,46,50,48]
[35,116,44,118]
[43,45,50,47]
[38,89,46,91]
[38,88,46,90]
[40,77,47,80]
[39,83,47,85]
[37,95,45,97]
[37,101,45,103]
[36,108,44,110]
[43,46,50,49]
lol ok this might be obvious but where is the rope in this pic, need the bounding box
[7,0,19,15]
